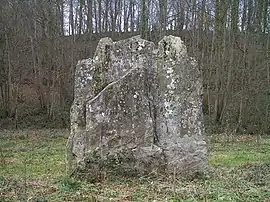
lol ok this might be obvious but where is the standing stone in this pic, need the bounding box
[67,35,207,180]
[156,36,206,175]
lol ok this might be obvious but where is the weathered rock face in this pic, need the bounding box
[67,35,207,180]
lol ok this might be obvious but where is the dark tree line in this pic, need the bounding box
[0,0,269,134]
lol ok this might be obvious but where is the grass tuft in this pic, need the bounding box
[56,176,81,192]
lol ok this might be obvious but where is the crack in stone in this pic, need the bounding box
[86,66,142,104]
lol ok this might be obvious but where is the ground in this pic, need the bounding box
[0,130,269,201]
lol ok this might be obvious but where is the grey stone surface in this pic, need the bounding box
[67,35,207,180]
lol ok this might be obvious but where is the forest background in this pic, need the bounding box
[0,0,269,135]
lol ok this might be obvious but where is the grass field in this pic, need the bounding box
[0,130,269,201]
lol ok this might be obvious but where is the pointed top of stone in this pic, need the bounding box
[94,37,113,61]
[159,35,188,59]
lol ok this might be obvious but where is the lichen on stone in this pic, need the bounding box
[67,35,207,180]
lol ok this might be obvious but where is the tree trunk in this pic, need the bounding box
[87,0,92,39]
[104,0,109,32]
[123,0,128,33]
[241,0,247,31]
[129,0,134,33]
[69,0,74,35]
[159,0,167,37]
[98,0,102,33]
[4,31,11,117]
[78,0,84,35]
[262,0,268,33]
[140,0,148,39]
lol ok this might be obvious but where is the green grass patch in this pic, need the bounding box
[0,130,67,181]
[0,130,270,201]
[209,137,270,166]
